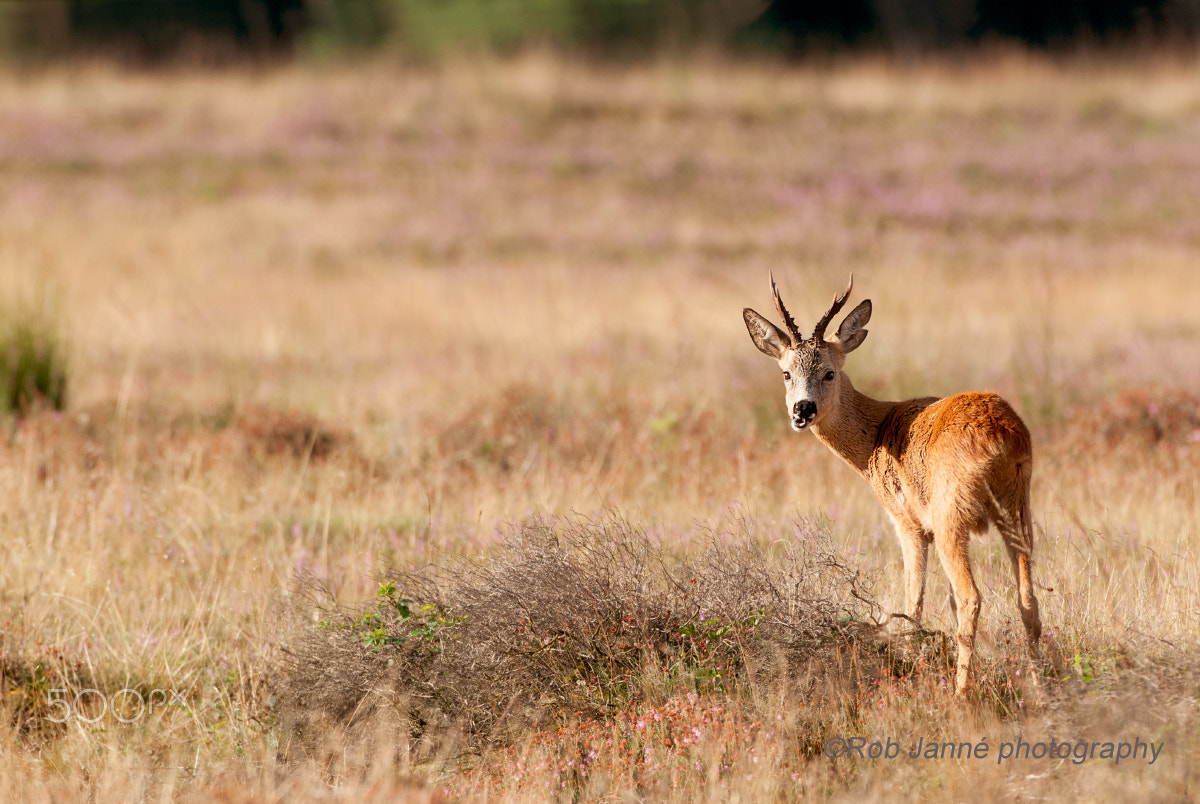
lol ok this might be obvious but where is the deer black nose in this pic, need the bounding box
[793,400,817,420]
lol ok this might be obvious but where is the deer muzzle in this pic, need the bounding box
[792,399,817,430]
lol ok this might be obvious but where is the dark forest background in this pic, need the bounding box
[2,0,1199,63]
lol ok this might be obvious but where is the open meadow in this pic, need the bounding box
[1,52,1199,801]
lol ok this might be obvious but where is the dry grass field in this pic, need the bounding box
[1,52,1199,801]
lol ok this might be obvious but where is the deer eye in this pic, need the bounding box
[782,371,791,382]
[823,370,835,382]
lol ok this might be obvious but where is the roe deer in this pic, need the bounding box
[743,274,1041,693]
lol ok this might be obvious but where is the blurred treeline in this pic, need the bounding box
[1,0,1198,62]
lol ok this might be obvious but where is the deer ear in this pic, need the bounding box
[832,299,871,353]
[743,308,790,359]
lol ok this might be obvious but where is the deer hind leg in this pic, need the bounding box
[1003,495,1042,657]
[1007,545,1041,656]
[991,461,1042,659]
[932,513,982,695]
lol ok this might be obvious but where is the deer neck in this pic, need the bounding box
[810,377,893,476]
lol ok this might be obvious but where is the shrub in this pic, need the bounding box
[275,513,882,755]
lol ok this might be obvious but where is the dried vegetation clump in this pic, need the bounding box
[1047,388,1200,508]
[1054,387,1200,455]
[232,403,356,460]
[276,515,883,758]
[1,401,357,482]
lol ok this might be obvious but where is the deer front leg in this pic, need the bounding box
[892,518,930,628]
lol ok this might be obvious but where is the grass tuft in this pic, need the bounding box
[0,316,67,417]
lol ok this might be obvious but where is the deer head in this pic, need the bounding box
[743,274,872,431]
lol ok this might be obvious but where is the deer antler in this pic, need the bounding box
[812,274,854,342]
[769,271,802,345]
